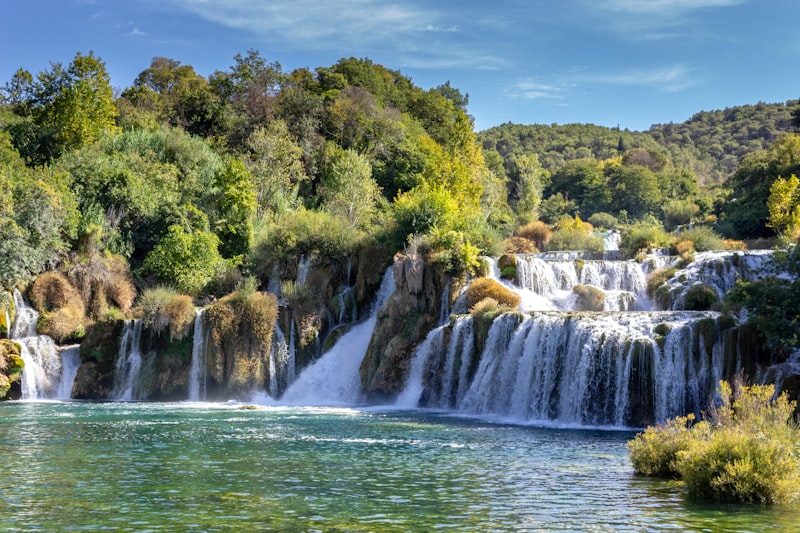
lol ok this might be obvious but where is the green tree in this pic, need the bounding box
[722,134,800,239]
[766,174,800,241]
[548,158,609,216]
[141,224,230,295]
[3,52,117,163]
[510,153,549,221]
[320,147,381,230]
[213,157,256,259]
[608,164,662,219]
[123,57,224,137]
[244,120,307,216]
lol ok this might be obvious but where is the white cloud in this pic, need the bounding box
[127,27,147,37]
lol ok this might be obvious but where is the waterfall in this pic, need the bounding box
[658,250,775,310]
[111,320,143,401]
[10,289,66,400]
[56,345,81,400]
[271,324,290,397]
[279,267,395,406]
[394,327,446,408]
[187,309,207,401]
[296,255,312,285]
[438,277,451,325]
[11,289,38,338]
[17,336,60,399]
[398,310,722,427]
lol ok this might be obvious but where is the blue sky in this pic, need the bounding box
[2,0,798,131]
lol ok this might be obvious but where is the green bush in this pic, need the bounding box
[628,414,705,477]
[587,212,618,230]
[141,224,233,296]
[620,220,670,259]
[683,283,719,311]
[646,267,677,299]
[573,284,605,311]
[676,225,725,252]
[628,378,800,504]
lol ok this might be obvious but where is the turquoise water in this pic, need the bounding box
[1,402,798,532]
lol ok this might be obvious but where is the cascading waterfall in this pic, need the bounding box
[404,310,721,427]
[657,250,775,310]
[271,323,290,397]
[279,267,395,406]
[11,289,71,400]
[187,309,207,401]
[111,320,143,401]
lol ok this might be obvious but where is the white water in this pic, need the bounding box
[187,309,206,401]
[657,250,776,310]
[111,320,143,401]
[10,289,76,400]
[403,311,720,426]
[56,344,81,399]
[279,268,395,406]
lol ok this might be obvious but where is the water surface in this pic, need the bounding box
[1,402,797,531]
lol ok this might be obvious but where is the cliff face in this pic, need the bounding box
[360,254,456,401]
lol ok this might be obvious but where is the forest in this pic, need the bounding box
[1,50,800,378]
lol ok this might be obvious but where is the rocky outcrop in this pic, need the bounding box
[0,339,24,400]
[73,320,124,399]
[360,254,458,401]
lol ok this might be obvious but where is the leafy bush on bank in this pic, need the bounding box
[628,378,800,504]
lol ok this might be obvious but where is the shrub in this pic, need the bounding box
[498,255,517,280]
[139,287,194,340]
[662,199,699,230]
[683,284,719,311]
[587,212,618,230]
[573,284,605,311]
[620,220,670,259]
[628,414,704,477]
[546,218,604,255]
[723,239,747,251]
[628,378,800,504]
[515,221,552,250]
[141,225,233,296]
[466,278,521,310]
[646,267,677,299]
[30,272,87,342]
[30,271,81,313]
[502,236,538,254]
[676,226,725,252]
[469,297,502,317]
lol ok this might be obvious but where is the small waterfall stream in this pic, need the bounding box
[187,309,207,401]
[111,320,143,401]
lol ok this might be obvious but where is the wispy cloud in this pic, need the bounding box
[160,0,449,45]
[508,81,567,100]
[511,64,699,100]
[147,0,504,70]
[126,27,147,37]
[600,0,745,14]
[587,0,746,41]
[582,65,698,92]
